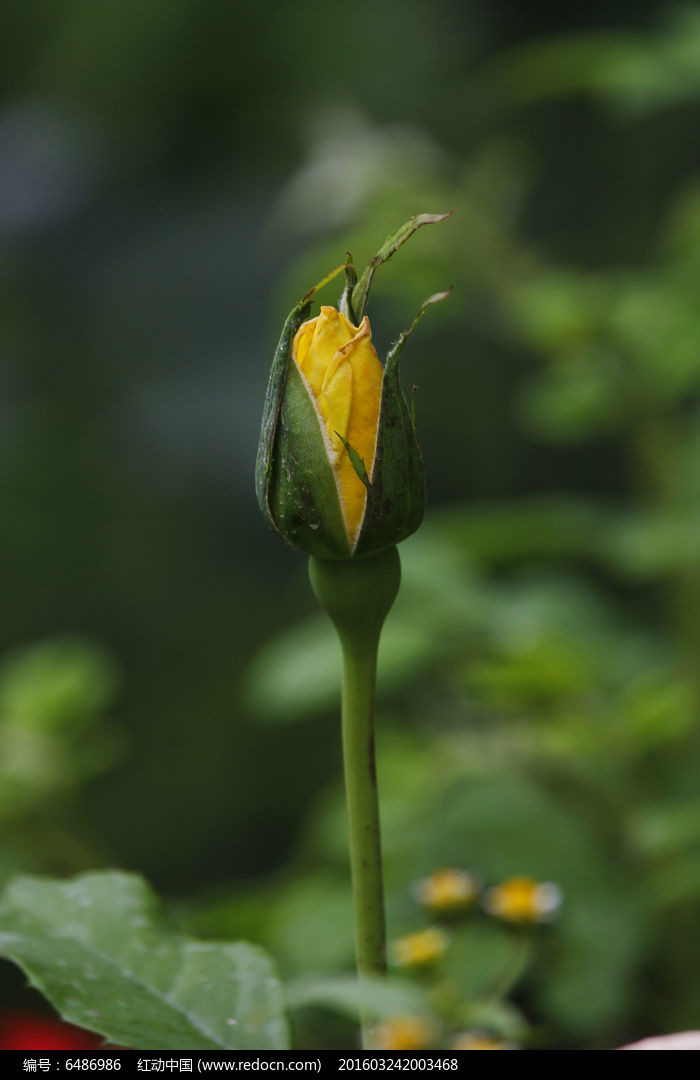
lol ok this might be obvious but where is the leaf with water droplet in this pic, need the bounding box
[0,872,289,1051]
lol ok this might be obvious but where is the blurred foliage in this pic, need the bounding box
[4,0,700,1052]
[0,637,120,821]
[0,638,121,887]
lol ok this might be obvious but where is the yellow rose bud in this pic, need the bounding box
[292,306,383,548]
[256,215,451,561]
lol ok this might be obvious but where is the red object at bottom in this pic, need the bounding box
[0,1011,101,1051]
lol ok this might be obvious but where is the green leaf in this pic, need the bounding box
[438,498,607,566]
[0,637,122,821]
[245,608,441,722]
[336,434,370,488]
[459,999,527,1042]
[0,636,118,732]
[0,872,289,1051]
[352,212,452,319]
[285,974,429,1021]
[443,922,526,1000]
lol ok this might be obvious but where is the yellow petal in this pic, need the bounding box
[293,307,383,549]
[321,350,352,462]
[297,307,355,396]
[336,317,382,543]
[293,319,316,370]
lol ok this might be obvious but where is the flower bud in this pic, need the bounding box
[256,276,448,561]
[389,927,449,969]
[483,876,562,925]
[371,1015,435,1052]
[412,867,480,916]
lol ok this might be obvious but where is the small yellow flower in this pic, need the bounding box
[451,1031,518,1051]
[413,867,479,915]
[483,876,562,924]
[372,1015,435,1051]
[389,927,449,969]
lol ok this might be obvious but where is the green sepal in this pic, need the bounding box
[255,298,310,531]
[269,362,351,558]
[338,257,358,324]
[352,211,452,321]
[354,290,451,558]
[256,264,350,558]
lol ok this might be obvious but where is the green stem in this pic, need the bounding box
[309,546,401,1046]
[340,619,385,982]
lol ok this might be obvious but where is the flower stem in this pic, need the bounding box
[340,621,386,979]
[309,546,401,1044]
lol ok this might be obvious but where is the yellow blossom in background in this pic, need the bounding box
[389,926,449,969]
[483,876,562,924]
[413,867,479,915]
[372,1015,435,1051]
[452,1031,518,1050]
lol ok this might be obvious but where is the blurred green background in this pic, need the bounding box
[4,0,700,1050]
